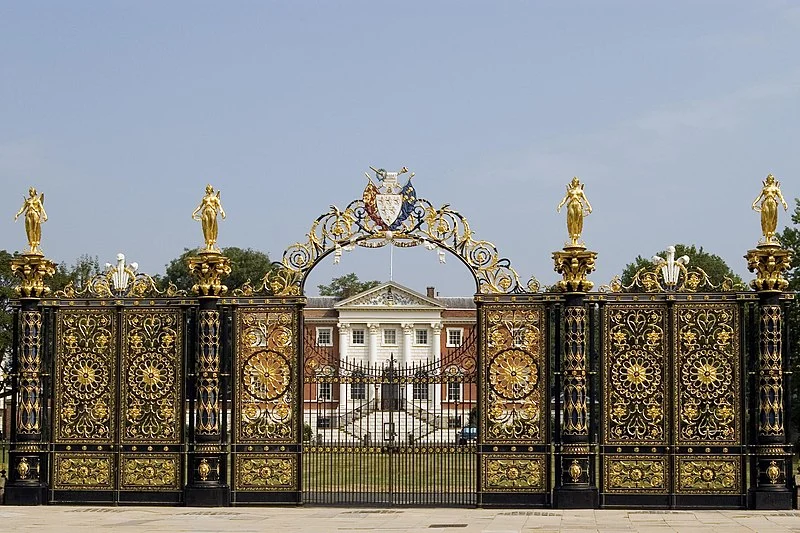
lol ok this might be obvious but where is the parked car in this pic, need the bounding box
[457,426,477,445]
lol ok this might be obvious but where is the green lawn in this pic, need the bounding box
[302,449,476,492]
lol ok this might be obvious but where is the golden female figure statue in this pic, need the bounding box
[14,187,48,254]
[751,174,788,244]
[192,184,226,251]
[557,177,592,247]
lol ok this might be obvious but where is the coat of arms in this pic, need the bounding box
[363,166,417,230]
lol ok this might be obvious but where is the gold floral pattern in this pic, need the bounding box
[483,456,545,491]
[243,350,291,401]
[481,306,545,444]
[121,455,179,490]
[488,349,537,401]
[677,458,739,493]
[604,458,666,493]
[54,454,113,490]
[605,306,667,443]
[236,309,296,444]
[676,305,738,444]
[122,310,182,442]
[236,456,296,491]
[55,310,116,442]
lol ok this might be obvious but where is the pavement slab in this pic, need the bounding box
[0,507,799,532]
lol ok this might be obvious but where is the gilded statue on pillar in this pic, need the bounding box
[751,174,788,245]
[553,177,597,293]
[557,177,592,247]
[14,187,48,255]
[192,184,226,251]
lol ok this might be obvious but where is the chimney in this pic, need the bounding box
[426,286,435,298]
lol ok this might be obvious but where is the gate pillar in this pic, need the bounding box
[746,243,793,509]
[184,251,232,506]
[552,245,598,508]
[4,253,56,505]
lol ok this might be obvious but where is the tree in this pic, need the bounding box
[163,247,273,291]
[318,273,381,298]
[776,199,800,448]
[0,251,15,399]
[620,244,744,290]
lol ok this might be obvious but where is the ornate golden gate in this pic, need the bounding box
[599,295,746,507]
[50,303,185,503]
[1,172,795,510]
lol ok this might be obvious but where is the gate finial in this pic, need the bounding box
[751,174,788,245]
[14,186,47,255]
[192,184,226,252]
[556,177,592,248]
[553,177,597,293]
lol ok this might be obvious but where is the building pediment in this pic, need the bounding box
[334,281,444,310]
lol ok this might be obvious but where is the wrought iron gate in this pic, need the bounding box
[302,332,478,505]
[599,297,746,508]
[51,304,185,503]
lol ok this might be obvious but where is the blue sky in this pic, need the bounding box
[2,2,799,295]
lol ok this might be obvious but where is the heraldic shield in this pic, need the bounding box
[363,166,417,230]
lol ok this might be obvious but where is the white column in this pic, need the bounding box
[368,323,381,404]
[401,323,413,367]
[432,323,443,410]
[338,323,350,411]
[402,323,414,405]
[367,323,380,366]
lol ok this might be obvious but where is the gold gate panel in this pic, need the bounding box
[479,304,547,493]
[674,303,739,446]
[120,309,183,443]
[604,304,668,445]
[54,309,117,443]
[602,301,742,497]
[234,307,299,493]
[53,307,183,493]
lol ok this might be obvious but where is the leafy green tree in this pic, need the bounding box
[163,247,273,291]
[776,199,800,448]
[318,273,381,298]
[0,251,15,398]
[620,244,744,290]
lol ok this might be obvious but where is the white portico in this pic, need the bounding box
[333,281,444,409]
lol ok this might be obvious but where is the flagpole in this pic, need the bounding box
[389,242,393,281]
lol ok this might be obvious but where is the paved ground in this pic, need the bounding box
[1,507,800,533]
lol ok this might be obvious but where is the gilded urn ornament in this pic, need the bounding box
[17,457,31,480]
[198,458,211,481]
[766,461,781,485]
[569,459,583,483]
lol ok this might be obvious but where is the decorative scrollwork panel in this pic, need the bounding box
[120,309,183,443]
[603,305,668,444]
[17,310,43,435]
[482,455,546,492]
[235,455,297,491]
[481,305,545,444]
[675,456,740,494]
[54,309,116,443]
[758,305,784,436]
[674,304,740,445]
[120,454,180,490]
[236,307,298,443]
[53,453,114,490]
[603,456,668,494]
